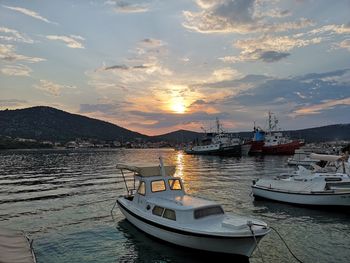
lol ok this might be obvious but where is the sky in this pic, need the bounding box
[0,0,350,135]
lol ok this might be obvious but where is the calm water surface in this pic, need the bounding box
[0,149,349,262]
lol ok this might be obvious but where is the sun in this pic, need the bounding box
[171,100,186,114]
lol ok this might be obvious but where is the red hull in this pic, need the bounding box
[249,141,264,154]
[262,140,304,155]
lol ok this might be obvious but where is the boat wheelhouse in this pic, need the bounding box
[113,158,270,257]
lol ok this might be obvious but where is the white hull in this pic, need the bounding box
[252,186,350,206]
[287,159,316,166]
[118,200,261,257]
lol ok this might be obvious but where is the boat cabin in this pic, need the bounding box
[116,163,184,197]
[116,163,225,223]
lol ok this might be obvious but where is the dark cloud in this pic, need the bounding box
[103,64,149,71]
[113,0,149,13]
[213,0,255,24]
[231,69,350,107]
[258,51,290,62]
[183,0,313,34]
[104,65,129,70]
[296,68,350,81]
[190,99,207,105]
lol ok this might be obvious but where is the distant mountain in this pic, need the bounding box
[0,106,146,142]
[0,106,349,144]
[151,129,203,143]
[151,125,350,143]
[287,124,350,142]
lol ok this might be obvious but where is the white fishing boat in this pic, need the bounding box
[113,158,270,258]
[185,118,242,156]
[252,154,350,206]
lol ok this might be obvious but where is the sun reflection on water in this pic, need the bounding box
[175,151,184,181]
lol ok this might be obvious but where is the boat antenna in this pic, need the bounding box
[159,156,166,176]
[268,111,272,132]
[216,117,220,134]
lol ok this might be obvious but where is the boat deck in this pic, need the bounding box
[0,228,36,263]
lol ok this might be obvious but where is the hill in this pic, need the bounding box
[0,106,349,145]
[152,124,350,143]
[287,124,350,142]
[151,129,203,143]
[0,106,146,142]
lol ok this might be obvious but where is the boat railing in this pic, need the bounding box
[116,168,137,197]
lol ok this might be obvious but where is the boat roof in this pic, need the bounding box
[116,163,176,177]
[147,195,218,210]
[310,153,343,162]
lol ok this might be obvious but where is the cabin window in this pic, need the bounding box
[137,181,146,195]
[151,180,166,192]
[194,206,224,219]
[163,209,176,221]
[168,179,182,190]
[152,206,164,216]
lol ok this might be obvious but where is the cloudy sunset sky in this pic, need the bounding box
[1,0,350,135]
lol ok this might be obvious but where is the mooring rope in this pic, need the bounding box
[248,222,304,263]
[270,226,304,263]
[248,221,265,263]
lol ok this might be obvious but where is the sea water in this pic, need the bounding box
[0,148,349,262]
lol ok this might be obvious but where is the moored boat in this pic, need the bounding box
[114,158,270,257]
[252,154,350,206]
[287,149,320,166]
[249,125,265,155]
[185,118,241,156]
[248,113,304,155]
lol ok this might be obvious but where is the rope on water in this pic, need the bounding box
[248,223,304,263]
[248,221,265,263]
[270,226,304,263]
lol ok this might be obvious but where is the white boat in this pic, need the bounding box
[287,149,318,166]
[185,118,242,156]
[114,158,270,258]
[252,154,350,206]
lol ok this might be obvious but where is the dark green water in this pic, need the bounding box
[0,148,349,262]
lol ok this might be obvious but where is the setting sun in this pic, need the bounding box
[171,100,186,114]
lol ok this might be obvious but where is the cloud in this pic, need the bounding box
[229,69,350,110]
[292,97,350,116]
[0,99,27,108]
[34,80,77,96]
[79,103,121,114]
[183,0,314,34]
[3,5,57,24]
[127,110,230,129]
[88,37,172,93]
[220,34,321,63]
[103,64,149,71]
[256,8,291,18]
[336,39,350,51]
[139,38,165,48]
[0,44,46,63]
[309,23,350,35]
[46,35,85,49]
[258,51,290,62]
[0,64,32,76]
[211,67,243,81]
[109,0,149,13]
[0,27,34,43]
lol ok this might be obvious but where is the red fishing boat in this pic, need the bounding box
[249,112,304,155]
